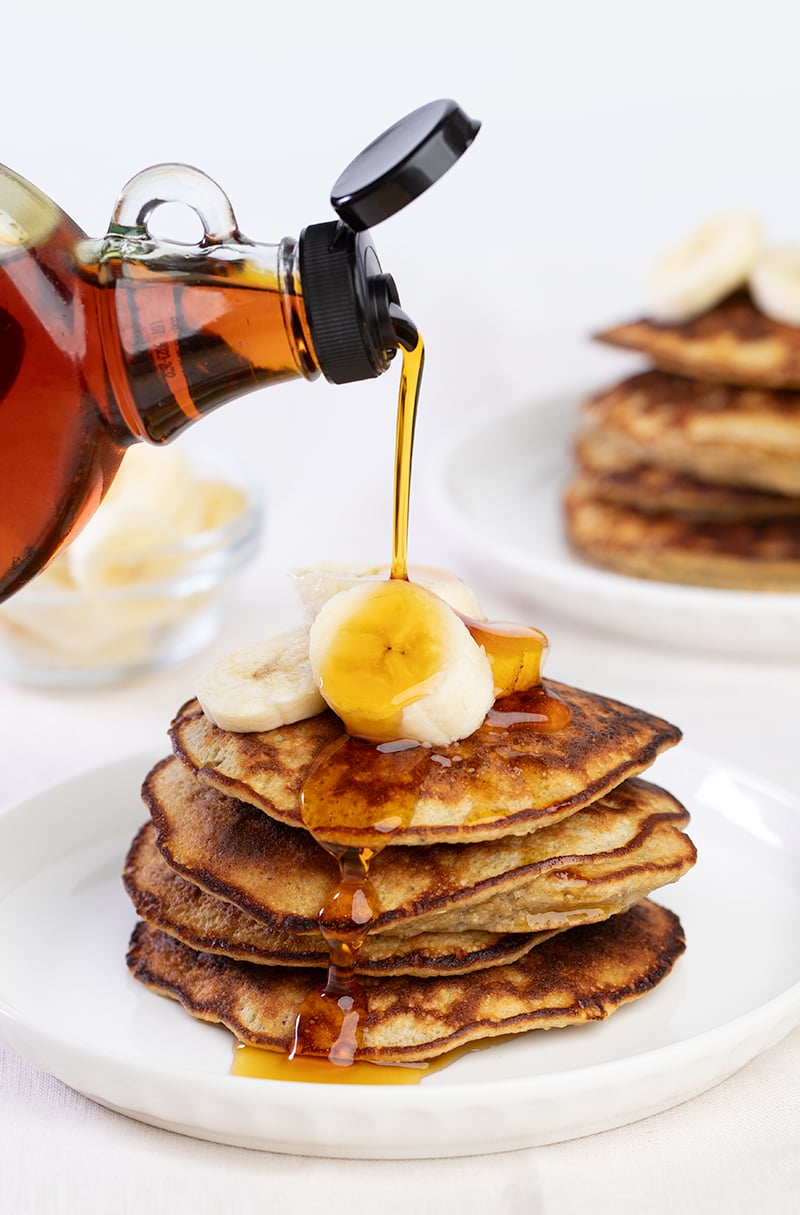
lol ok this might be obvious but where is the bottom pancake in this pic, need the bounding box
[564,485,800,590]
[126,899,685,1064]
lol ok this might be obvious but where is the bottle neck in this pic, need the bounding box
[278,237,321,386]
[84,234,320,444]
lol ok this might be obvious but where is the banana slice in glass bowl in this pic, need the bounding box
[0,444,263,686]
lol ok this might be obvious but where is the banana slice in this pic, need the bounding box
[292,561,485,623]
[308,580,495,746]
[66,504,187,591]
[197,478,248,530]
[749,246,800,326]
[103,442,205,534]
[67,445,251,591]
[196,627,326,733]
[646,211,764,323]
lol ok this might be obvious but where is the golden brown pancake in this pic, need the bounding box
[564,484,800,590]
[596,291,800,388]
[124,822,554,976]
[143,755,696,937]
[578,370,800,497]
[126,900,686,1063]
[169,680,682,847]
[573,455,800,521]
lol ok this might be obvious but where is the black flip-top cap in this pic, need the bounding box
[330,99,481,232]
[300,221,395,383]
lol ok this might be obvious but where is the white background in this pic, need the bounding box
[7,0,800,591]
[1,3,799,1212]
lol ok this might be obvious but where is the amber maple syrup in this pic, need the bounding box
[234,333,570,1084]
[237,336,434,1082]
[232,1037,501,1084]
[0,167,317,600]
[390,333,425,581]
[89,242,318,444]
[0,212,128,600]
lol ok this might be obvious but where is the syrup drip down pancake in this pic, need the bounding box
[127,900,686,1065]
[168,680,681,847]
[137,754,694,938]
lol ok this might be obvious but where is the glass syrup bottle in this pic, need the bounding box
[0,100,479,601]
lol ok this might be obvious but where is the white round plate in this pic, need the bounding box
[428,395,800,657]
[0,749,798,1159]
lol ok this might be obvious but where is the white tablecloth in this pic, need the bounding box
[0,1028,797,1215]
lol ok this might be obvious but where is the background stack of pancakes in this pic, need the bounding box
[124,680,696,1066]
[564,291,800,590]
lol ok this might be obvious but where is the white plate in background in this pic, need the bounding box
[0,749,798,1158]
[429,395,800,657]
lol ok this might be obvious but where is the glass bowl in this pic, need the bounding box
[0,447,263,687]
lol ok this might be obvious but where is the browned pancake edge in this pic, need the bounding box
[595,291,800,389]
[125,900,687,1063]
[140,755,696,937]
[168,679,682,846]
[564,485,800,590]
[123,821,555,976]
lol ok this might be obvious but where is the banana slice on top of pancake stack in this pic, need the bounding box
[124,564,695,1072]
[565,213,800,590]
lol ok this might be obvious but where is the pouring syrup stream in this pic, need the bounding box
[234,325,569,1082]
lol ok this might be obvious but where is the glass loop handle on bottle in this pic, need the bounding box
[108,163,239,245]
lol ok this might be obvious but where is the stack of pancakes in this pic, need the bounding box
[565,291,800,589]
[124,679,696,1066]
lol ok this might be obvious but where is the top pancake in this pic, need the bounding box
[596,291,800,388]
[169,679,681,846]
[564,483,800,591]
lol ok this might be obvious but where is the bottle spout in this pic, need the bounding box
[389,303,419,352]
